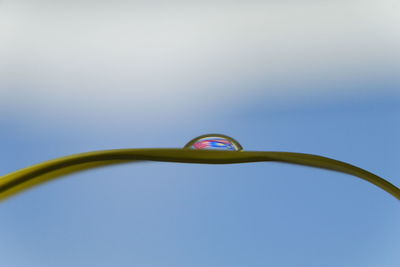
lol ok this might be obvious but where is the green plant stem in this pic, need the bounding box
[1,148,399,201]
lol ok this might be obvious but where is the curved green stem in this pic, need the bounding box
[1,148,399,201]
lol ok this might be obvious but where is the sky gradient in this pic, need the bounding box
[1,1,399,266]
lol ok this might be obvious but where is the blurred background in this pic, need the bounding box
[0,1,399,266]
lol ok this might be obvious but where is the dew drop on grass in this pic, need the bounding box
[184,134,243,151]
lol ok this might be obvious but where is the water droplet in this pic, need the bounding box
[184,134,243,151]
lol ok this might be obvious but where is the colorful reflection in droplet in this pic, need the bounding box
[184,134,243,151]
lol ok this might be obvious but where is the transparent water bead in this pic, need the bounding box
[184,134,243,151]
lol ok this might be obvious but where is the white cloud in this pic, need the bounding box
[0,1,399,125]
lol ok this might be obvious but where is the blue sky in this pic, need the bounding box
[1,88,399,267]
[1,1,400,266]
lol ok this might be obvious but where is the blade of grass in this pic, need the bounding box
[1,148,399,201]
